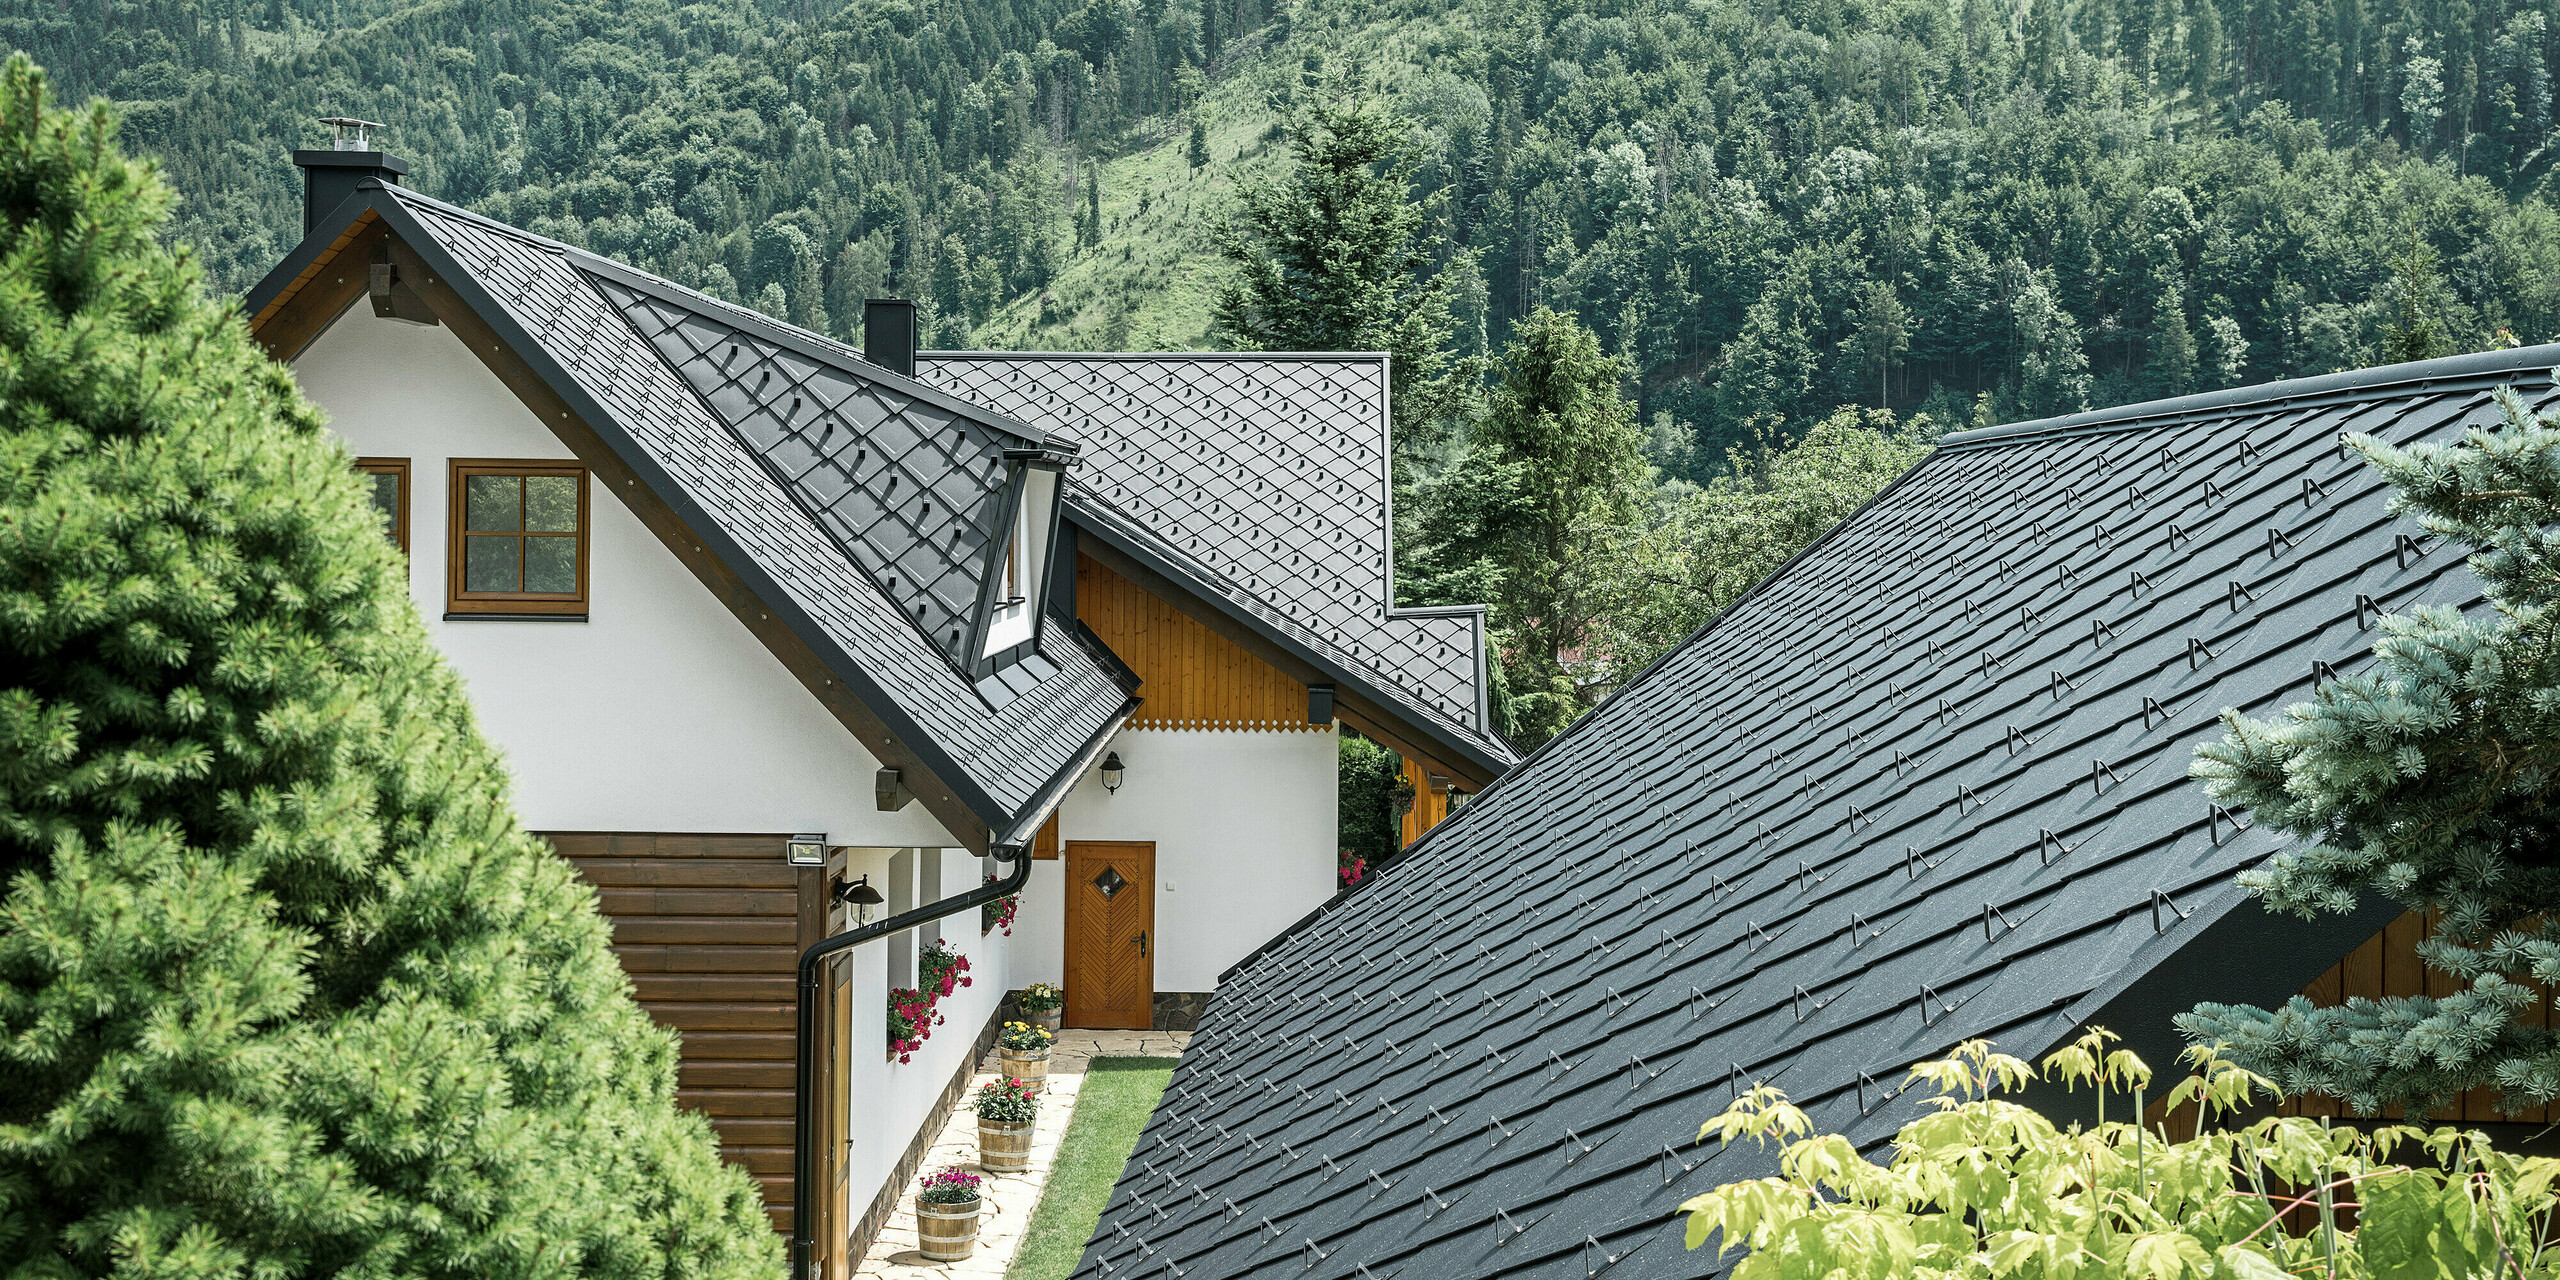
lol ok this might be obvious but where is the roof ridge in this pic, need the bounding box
[1944,342,2560,448]
[387,186,1065,452]
[922,349,1392,364]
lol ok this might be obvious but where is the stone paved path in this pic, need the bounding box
[855,1030,1191,1277]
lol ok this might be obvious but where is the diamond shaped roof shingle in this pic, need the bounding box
[1063,346,2558,1280]
[918,353,1510,768]
[372,190,1129,820]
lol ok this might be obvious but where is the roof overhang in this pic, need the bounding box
[1064,500,1511,789]
[244,185,1100,854]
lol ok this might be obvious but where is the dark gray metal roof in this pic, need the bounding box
[373,190,1130,818]
[917,353,1512,768]
[1070,348,2559,1280]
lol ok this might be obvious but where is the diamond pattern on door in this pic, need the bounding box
[1092,867,1127,899]
[1065,842,1154,1030]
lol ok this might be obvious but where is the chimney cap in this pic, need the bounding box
[319,116,388,151]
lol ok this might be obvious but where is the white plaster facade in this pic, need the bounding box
[1013,727,1340,993]
[288,302,1343,1246]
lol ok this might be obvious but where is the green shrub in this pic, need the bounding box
[0,56,776,1277]
[1682,1030,2560,1280]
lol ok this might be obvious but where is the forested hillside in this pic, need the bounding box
[16,0,2560,462]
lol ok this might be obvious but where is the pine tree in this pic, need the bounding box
[1210,86,1484,454]
[1402,308,1646,745]
[1186,116,1209,168]
[0,57,777,1277]
[2381,225,2456,363]
[2180,380,2560,1114]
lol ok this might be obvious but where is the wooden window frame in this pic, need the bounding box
[357,457,411,553]
[446,458,591,617]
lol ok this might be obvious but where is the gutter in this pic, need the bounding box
[789,695,1137,1279]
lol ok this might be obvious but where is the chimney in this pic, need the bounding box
[865,299,917,377]
[293,118,408,236]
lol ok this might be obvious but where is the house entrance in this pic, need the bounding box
[1064,841,1156,1029]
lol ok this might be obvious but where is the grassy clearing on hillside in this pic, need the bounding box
[1005,1057,1181,1280]
[980,0,1463,352]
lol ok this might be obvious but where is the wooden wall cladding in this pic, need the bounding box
[2274,908,2555,1124]
[1076,553,1321,732]
[1397,756,1454,848]
[547,832,817,1231]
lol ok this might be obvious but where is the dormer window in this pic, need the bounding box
[979,457,1063,660]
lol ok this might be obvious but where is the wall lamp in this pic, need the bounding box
[832,873,885,925]
[1100,751,1126,794]
[786,833,828,866]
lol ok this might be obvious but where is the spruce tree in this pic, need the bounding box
[1210,86,1483,454]
[0,58,777,1277]
[2180,377,2560,1114]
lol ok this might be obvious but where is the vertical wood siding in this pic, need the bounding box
[2277,909,2554,1123]
[1076,552,1320,731]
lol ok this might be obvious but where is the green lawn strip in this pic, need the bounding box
[1006,1056,1180,1280]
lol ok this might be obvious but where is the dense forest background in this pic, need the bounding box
[14,0,2560,468]
[14,0,2560,747]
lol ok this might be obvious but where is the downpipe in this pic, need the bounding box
[789,842,1033,1280]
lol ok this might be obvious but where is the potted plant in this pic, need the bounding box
[981,874,1019,935]
[973,1076,1038,1172]
[914,1167,983,1262]
[918,939,972,999]
[1018,982,1063,1033]
[996,1021,1053,1092]
[1390,772,1416,818]
[886,987,933,1064]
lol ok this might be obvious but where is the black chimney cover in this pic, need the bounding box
[293,149,410,236]
[864,299,917,378]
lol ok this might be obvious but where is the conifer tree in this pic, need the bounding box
[1211,86,1483,454]
[0,57,777,1278]
[2180,378,2560,1114]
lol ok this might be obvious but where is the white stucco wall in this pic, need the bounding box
[293,307,954,848]
[1014,727,1339,995]
[294,305,999,1238]
[289,302,1340,1234]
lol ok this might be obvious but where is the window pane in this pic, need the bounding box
[465,474,521,531]
[464,535,520,592]
[524,474,578,532]
[525,535,577,594]
[367,472,401,535]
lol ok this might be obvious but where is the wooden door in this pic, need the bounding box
[1064,841,1155,1030]
[546,832,824,1234]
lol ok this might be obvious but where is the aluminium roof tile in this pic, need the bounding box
[386,191,1125,815]
[1069,348,2560,1280]
[916,353,1513,766]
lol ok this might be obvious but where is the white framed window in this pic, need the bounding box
[981,464,1059,658]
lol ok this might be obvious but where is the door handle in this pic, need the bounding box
[1136,929,1148,958]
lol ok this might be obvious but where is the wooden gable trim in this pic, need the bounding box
[1076,553,1324,733]
[250,207,382,365]
[1070,526,1497,790]
[249,222,999,855]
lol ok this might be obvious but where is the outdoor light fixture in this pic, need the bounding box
[832,873,884,925]
[1100,751,1125,794]
[786,833,828,866]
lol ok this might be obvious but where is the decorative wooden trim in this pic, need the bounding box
[250,208,382,364]
[356,456,411,553]
[444,458,591,616]
[1032,811,1060,861]
[1075,553,1325,732]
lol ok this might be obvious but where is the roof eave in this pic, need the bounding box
[252,185,1023,847]
[1064,499,1514,784]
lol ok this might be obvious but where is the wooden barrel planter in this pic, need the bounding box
[979,1119,1035,1172]
[999,1046,1051,1093]
[916,1199,980,1262]
[1033,1010,1062,1034]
